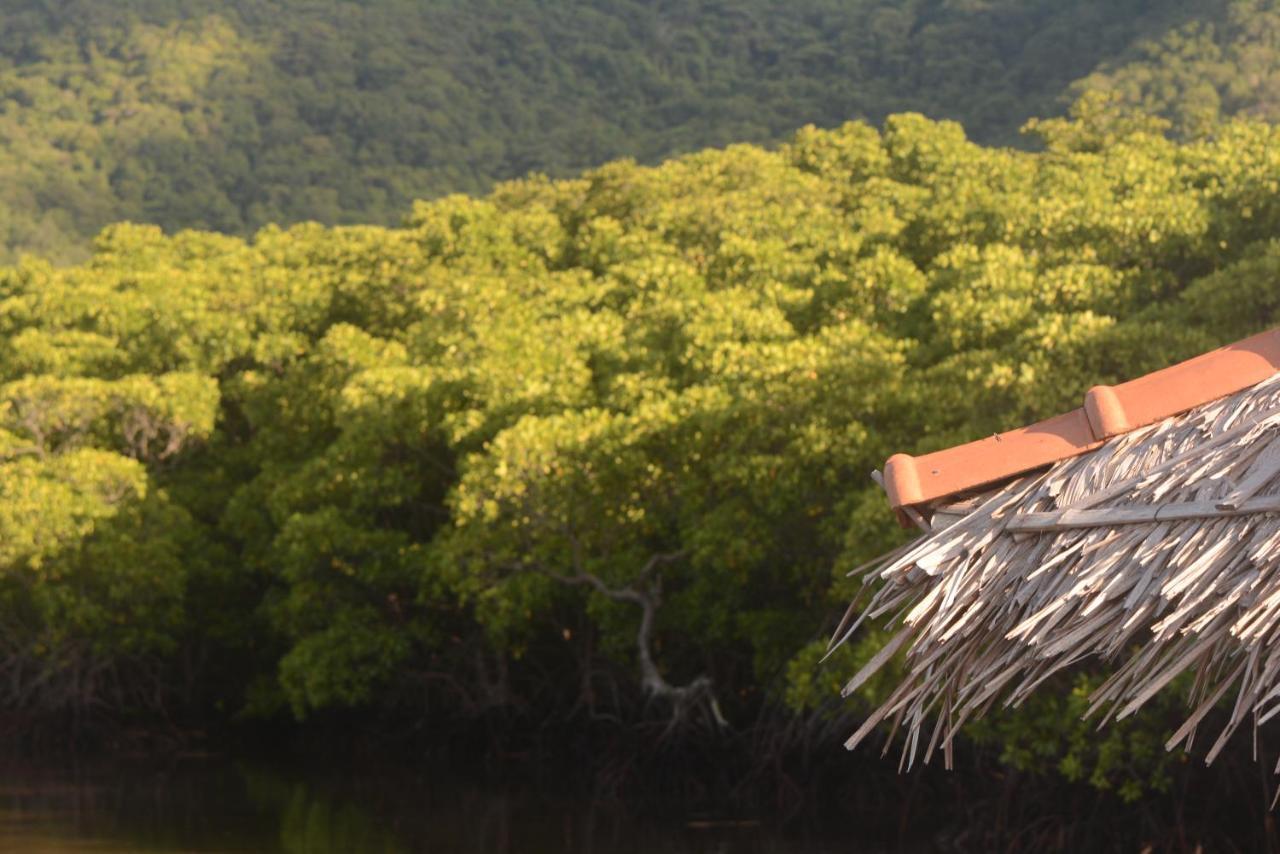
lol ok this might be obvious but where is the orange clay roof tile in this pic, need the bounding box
[883,327,1280,511]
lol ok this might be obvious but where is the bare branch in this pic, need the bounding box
[514,549,727,732]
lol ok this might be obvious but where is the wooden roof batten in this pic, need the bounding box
[837,326,1280,775]
[883,327,1280,511]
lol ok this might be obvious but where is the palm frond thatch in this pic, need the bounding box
[839,371,1280,770]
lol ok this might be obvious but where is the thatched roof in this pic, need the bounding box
[837,337,1280,772]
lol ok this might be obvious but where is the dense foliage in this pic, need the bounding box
[0,0,1251,263]
[6,96,1280,812]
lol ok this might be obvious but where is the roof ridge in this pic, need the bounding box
[883,327,1280,511]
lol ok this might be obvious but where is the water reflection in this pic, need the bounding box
[0,761,862,853]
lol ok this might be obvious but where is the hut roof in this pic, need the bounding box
[881,327,1280,514]
[839,327,1280,771]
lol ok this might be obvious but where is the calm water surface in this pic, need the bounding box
[0,760,890,853]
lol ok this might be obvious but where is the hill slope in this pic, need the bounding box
[0,0,1217,262]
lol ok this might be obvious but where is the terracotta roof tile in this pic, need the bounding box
[883,327,1280,510]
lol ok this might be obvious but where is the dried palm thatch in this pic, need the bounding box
[834,371,1280,773]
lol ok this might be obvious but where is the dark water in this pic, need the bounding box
[0,760,882,853]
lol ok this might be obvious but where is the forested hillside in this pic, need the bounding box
[1078,0,1280,138]
[0,0,1241,263]
[5,98,1280,816]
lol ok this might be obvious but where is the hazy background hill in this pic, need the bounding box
[2,0,1269,264]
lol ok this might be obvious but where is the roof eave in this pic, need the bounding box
[883,327,1280,511]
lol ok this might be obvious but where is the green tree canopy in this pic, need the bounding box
[5,96,1280,797]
